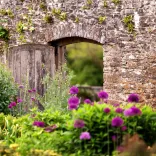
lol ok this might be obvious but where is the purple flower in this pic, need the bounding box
[84,99,92,104]
[19,85,24,89]
[121,126,127,131]
[115,108,123,113]
[124,107,141,116]
[103,108,111,114]
[124,108,133,116]
[127,93,139,103]
[32,88,36,93]
[8,102,17,109]
[17,99,23,103]
[98,91,108,99]
[33,121,45,127]
[31,97,36,101]
[69,86,79,94]
[131,106,141,115]
[80,132,91,140]
[112,135,117,142]
[28,90,32,93]
[8,104,13,109]
[68,97,79,106]
[74,119,85,128]
[111,117,123,127]
[68,104,78,110]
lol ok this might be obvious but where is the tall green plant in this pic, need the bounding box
[0,63,17,114]
[39,64,74,113]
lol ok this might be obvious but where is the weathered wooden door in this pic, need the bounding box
[7,44,55,95]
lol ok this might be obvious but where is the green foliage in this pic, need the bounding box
[43,15,53,23]
[123,15,135,33]
[104,0,108,7]
[0,9,14,18]
[87,0,92,5]
[0,102,155,156]
[39,64,74,113]
[0,26,9,41]
[16,21,25,34]
[98,16,106,24]
[112,0,120,5]
[0,109,69,155]
[59,12,67,21]
[74,17,79,23]
[0,63,17,114]
[52,8,67,21]
[40,2,47,10]
[66,43,103,86]
[51,104,156,155]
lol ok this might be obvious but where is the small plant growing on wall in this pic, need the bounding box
[59,12,67,21]
[74,17,79,23]
[16,21,25,34]
[0,9,14,18]
[98,16,106,24]
[122,15,135,33]
[43,15,53,23]
[87,0,92,5]
[103,0,108,7]
[52,8,61,15]
[40,2,47,10]
[112,0,120,5]
[0,26,9,41]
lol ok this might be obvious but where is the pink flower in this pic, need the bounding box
[80,132,91,140]
[17,99,23,103]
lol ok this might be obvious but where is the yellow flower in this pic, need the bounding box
[10,144,19,150]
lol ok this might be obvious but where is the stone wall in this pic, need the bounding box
[0,0,155,104]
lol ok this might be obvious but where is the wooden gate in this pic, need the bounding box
[7,44,55,95]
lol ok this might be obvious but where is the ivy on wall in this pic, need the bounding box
[0,26,9,41]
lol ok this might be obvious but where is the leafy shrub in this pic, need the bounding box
[52,103,156,156]
[0,63,17,114]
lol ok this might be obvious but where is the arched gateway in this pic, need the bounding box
[0,0,155,104]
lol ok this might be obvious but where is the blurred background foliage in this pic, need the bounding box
[66,42,103,86]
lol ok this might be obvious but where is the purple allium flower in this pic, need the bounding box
[111,117,124,127]
[98,91,108,99]
[113,103,120,107]
[44,125,57,132]
[103,107,111,114]
[74,119,85,128]
[17,99,23,103]
[115,108,123,113]
[68,96,79,106]
[32,88,36,93]
[121,126,127,131]
[112,135,117,142]
[80,132,91,140]
[8,104,13,109]
[68,104,78,110]
[69,86,79,94]
[84,99,92,104]
[131,106,141,115]
[33,121,45,127]
[124,108,133,116]
[31,97,36,101]
[8,102,17,109]
[28,90,32,93]
[19,85,24,89]
[127,93,139,103]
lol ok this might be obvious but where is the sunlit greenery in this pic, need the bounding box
[66,42,103,86]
